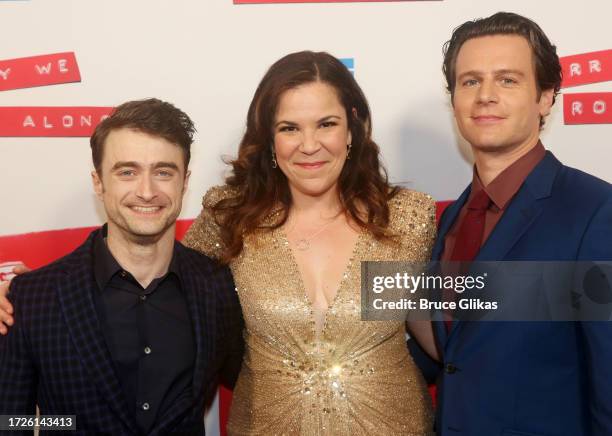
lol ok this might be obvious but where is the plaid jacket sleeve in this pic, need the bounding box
[0,277,38,421]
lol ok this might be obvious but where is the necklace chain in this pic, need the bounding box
[288,214,341,251]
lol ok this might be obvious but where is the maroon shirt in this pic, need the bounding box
[441,142,546,260]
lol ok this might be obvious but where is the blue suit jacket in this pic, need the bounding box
[0,229,244,435]
[432,152,612,436]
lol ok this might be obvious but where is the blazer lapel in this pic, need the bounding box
[57,231,138,435]
[476,152,560,262]
[474,187,543,261]
[432,186,471,346]
[149,247,218,433]
[444,188,545,343]
[446,152,561,342]
[178,246,216,406]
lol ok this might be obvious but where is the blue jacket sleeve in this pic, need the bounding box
[577,195,612,435]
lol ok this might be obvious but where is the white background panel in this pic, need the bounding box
[1,0,610,237]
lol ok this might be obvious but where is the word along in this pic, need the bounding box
[564,92,612,125]
[0,107,113,137]
[0,52,81,91]
[560,49,612,88]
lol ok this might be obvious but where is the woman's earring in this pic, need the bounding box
[347,143,352,160]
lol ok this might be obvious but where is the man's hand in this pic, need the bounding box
[0,263,31,335]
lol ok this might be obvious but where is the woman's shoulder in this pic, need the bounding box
[389,188,436,213]
[386,188,437,259]
[202,184,240,208]
[183,185,238,259]
[386,188,436,234]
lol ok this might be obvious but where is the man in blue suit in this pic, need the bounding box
[432,12,612,436]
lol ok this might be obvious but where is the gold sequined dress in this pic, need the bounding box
[183,186,437,435]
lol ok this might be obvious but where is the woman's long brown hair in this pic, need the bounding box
[213,51,398,263]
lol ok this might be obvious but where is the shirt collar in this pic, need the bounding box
[471,141,546,211]
[93,224,122,292]
[93,224,182,292]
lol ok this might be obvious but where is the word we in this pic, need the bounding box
[0,52,81,91]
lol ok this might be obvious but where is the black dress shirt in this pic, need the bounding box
[92,227,196,435]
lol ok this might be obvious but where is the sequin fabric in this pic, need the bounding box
[183,185,437,435]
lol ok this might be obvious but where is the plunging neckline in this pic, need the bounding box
[278,226,363,336]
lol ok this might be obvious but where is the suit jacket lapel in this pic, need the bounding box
[57,231,138,434]
[446,152,561,343]
[474,187,543,261]
[149,245,218,433]
[444,188,545,343]
[174,246,216,413]
[432,186,471,345]
[476,152,559,262]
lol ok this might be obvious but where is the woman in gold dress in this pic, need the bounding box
[183,51,438,435]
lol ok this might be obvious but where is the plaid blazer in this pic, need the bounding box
[0,228,244,435]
